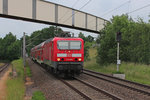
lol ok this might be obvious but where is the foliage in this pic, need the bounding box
[6,58,25,100]
[0,32,21,61]
[84,42,90,60]
[78,32,95,60]
[112,71,124,74]
[78,32,94,42]
[32,91,46,100]
[96,14,150,65]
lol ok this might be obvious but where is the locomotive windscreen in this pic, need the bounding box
[57,41,81,50]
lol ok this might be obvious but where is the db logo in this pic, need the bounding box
[67,54,72,57]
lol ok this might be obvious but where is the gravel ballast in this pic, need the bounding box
[27,59,85,100]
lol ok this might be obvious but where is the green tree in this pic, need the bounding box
[97,14,150,65]
[78,32,86,42]
[78,33,90,60]
[7,40,21,61]
[87,35,94,42]
[0,32,21,61]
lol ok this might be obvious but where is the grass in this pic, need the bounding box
[6,58,25,100]
[32,91,46,100]
[26,62,32,77]
[84,48,150,85]
[0,63,4,66]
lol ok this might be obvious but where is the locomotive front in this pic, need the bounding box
[54,37,84,76]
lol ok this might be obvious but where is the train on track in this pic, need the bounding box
[30,37,84,77]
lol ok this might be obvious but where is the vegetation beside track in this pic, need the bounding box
[0,63,4,66]
[6,58,25,100]
[32,91,46,100]
[84,48,150,85]
[26,61,32,77]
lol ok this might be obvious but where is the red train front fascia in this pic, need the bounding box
[31,37,84,74]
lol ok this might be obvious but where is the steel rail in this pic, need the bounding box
[0,63,9,73]
[60,79,92,100]
[75,77,123,100]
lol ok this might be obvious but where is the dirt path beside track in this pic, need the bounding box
[0,66,11,100]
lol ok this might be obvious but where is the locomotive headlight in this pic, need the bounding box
[78,58,81,61]
[57,58,60,61]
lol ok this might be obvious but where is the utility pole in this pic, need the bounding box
[23,32,26,67]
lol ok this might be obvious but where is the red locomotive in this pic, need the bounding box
[31,37,84,76]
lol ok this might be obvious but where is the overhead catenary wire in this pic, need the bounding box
[101,0,131,17]
[65,0,130,33]
[127,0,131,15]
[26,0,83,45]
[26,0,81,44]
[58,0,80,21]
[62,0,92,23]
[127,3,150,14]
[26,32,42,44]
[55,0,92,36]
[26,26,59,44]
[80,0,130,28]
[91,1,150,32]
[27,0,150,42]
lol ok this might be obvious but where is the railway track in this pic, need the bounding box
[60,79,92,100]
[30,60,150,100]
[0,63,9,73]
[83,69,150,96]
[38,63,122,100]
[60,78,122,100]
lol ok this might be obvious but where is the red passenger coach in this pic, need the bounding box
[31,37,84,76]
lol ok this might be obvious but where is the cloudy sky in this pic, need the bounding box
[0,0,150,39]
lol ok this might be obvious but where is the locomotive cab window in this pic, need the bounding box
[57,41,81,50]
[70,41,81,49]
[57,41,69,49]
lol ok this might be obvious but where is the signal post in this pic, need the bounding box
[116,32,121,72]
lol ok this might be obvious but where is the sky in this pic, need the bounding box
[0,0,150,39]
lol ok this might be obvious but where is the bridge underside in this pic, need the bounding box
[0,0,108,33]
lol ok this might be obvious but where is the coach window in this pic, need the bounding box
[52,42,53,49]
